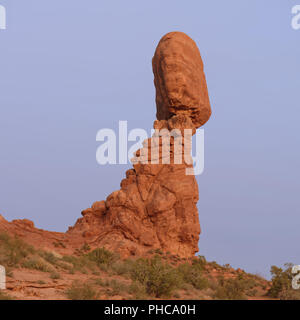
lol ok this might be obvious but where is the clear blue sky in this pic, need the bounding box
[0,1,299,278]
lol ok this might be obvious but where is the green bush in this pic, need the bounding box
[177,262,208,290]
[66,281,98,300]
[268,263,300,300]
[111,260,133,276]
[22,257,53,272]
[108,279,129,296]
[128,281,147,300]
[62,255,96,272]
[87,248,116,266]
[130,256,179,298]
[130,258,151,285]
[214,276,247,300]
[0,233,35,267]
[39,251,58,265]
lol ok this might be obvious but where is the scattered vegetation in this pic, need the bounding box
[0,232,279,300]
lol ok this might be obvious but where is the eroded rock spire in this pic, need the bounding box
[68,32,212,258]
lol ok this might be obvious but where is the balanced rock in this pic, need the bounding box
[67,32,212,258]
[0,32,211,259]
[152,32,211,128]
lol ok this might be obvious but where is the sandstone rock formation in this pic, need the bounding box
[67,32,211,258]
[152,32,211,128]
[68,115,200,257]
[0,31,211,259]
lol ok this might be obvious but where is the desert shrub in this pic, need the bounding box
[154,248,163,255]
[173,292,181,298]
[93,278,105,286]
[247,289,258,296]
[66,281,98,300]
[177,262,209,290]
[268,264,300,300]
[107,279,129,296]
[210,261,223,270]
[111,259,133,276]
[130,256,179,298]
[214,276,247,300]
[22,257,53,272]
[0,233,35,267]
[62,255,96,273]
[62,255,79,267]
[50,271,60,279]
[181,282,194,292]
[130,258,150,285]
[87,248,116,266]
[81,243,91,253]
[128,281,148,300]
[56,260,73,271]
[242,278,257,295]
[38,251,58,265]
[146,266,179,297]
[268,264,292,298]
[53,241,66,248]
[194,255,207,267]
[0,233,10,243]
